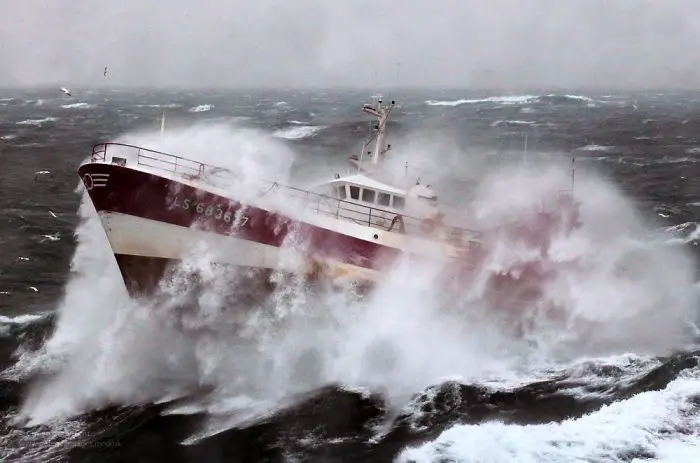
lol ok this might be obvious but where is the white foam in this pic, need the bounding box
[426,94,594,108]
[664,222,700,245]
[60,102,94,109]
[426,95,537,106]
[559,94,594,103]
[490,119,535,127]
[13,123,300,424]
[0,314,46,325]
[16,117,57,126]
[398,371,700,463]
[11,126,699,457]
[575,144,615,152]
[0,313,48,338]
[272,125,325,140]
[189,104,214,112]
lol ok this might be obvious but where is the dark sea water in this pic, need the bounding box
[0,88,699,462]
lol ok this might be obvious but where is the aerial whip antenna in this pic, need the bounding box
[571,155,576,198]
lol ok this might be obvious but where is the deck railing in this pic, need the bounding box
[88,142,489,247]
[91,142,207,178]
[260,181,482,245]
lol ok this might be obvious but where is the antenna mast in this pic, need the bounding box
[348,94,396,174]
[361,96,395,167]
[571,155,576,197]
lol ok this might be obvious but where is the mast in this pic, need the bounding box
[571,155,576,198]
[360,96,395,167]
[160,110,166,138]
[347,95,396,174]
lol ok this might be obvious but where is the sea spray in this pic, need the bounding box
[12,125,698,440]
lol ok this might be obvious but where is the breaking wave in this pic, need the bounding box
[189,104,214,113]
[426,95,538,106]
[575,144,616,153]
[60,102,94,109]
[272,125,326,140]
[3,124,699,460]
[16,117,57,126]
[398,369,700,463]
[426,94,595,107]
[490,119,536,127]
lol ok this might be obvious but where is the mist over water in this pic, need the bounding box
[1,88,699,461]
[10,123,698,437]
[116,124,299,185]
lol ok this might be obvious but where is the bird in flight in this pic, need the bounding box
[104,66,108,77]
[60,87,72,97]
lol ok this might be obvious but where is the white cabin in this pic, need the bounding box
[312,171,447,236]
[304,94,480,244]
[311,174,407,231]
[306,95,457,236]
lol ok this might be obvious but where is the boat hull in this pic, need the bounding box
[102,210,283,296]
[78,162,443,299]
[79,160,579,311]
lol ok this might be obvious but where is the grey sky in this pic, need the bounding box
[1,0,699,89]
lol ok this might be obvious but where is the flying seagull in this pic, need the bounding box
[104,66,108,77]
[60,87,72,97]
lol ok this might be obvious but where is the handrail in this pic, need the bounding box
[91,142,207,177]
[88,142,485,246]
[279,186,483,244]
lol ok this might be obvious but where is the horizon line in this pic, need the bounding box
[1,84,699,93]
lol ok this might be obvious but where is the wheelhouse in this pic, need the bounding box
[320,174,407,212]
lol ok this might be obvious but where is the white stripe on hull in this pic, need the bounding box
[98,211,380,282]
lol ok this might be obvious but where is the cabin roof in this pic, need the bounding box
[321,174,407,196]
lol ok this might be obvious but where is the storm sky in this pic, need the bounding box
[1,0,699,89]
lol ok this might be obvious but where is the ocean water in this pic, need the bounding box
[0,88,699,462]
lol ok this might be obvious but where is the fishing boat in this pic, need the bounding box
[78,95,581,309]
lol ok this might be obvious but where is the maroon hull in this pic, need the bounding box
[79,163,469,298]
[79,160,580,308]
[78,91,584,315]
[79,162,410,267]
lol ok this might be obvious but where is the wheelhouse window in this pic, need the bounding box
[393,196,406,209]
[349,185,360,200]
[337,185,347,200]
[377,192,391,207]
[362,188,376,203]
